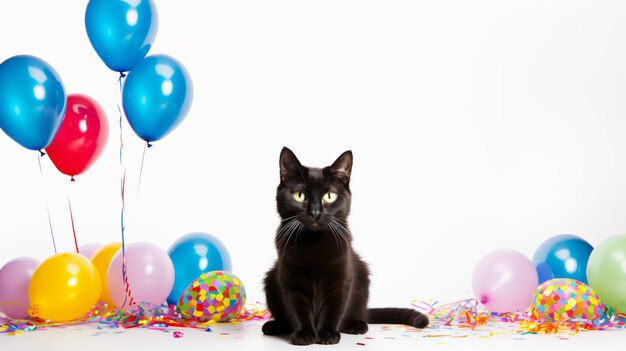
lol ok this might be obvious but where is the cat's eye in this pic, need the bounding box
[323,192,338,204]
[293,191,306,202]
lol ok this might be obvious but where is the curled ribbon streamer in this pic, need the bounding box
[117,72,130,310]
[1,302,270,335]
[413,298,626,333]
[116,73,150,310]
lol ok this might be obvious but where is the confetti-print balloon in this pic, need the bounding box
[530,278,608,323]
[177,271,246,322]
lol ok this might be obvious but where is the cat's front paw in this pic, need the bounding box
[262,320,292,335]
[316,329,341,345]
[291,329,317,346]
[340,320,368,335]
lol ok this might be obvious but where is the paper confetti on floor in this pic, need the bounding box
[412,298,626,338]
[1,301,269,337]
[2,298,625,341]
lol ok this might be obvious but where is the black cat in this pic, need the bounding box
[262,147,429,345]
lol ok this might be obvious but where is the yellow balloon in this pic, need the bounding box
[91,242,122,308]
[28,253,101,322]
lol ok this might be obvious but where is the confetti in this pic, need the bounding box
[173,331,184,338]
[0,301,269,336]
[3,296,625,340]
[413,297,626,334]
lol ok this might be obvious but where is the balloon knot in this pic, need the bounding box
[28,306,40,318]
[70,176,76,182]
[147,142,153,148]
[480,296,488,305]
[119,72,127,78]
[39,150,46,157]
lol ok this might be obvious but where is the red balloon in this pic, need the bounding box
[46,94,109,178]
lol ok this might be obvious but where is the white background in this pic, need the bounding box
[2,0,626,311]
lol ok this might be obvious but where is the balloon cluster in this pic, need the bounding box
[86,0,193,146]
[0,0,193,179]
[0,0,202,325]
[0,232,245,323]
[0,56,108,179]
[472,234,626,324]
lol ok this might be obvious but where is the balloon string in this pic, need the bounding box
[117,73,126,275]
[120,137,148,311]
[137,143,147,197]
[125,143,148,243]
[37,153,57,254]
[121,171,126,244]
[118,72,131,310]
[120,170,131,310]
[67,193,79,254]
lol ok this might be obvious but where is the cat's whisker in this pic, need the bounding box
[276,220,295,240]
[325,223,338,251]
[281,215,299,223]
[278,218,301,257]
[276,217,301,252]
[295,221,304,247]
[327,221,346,254]
[276,218,299,250]
[331,218,352,238]
[331,221,350,252]
[275,223,291,246]
[334,217,349,225]
[331,219,351,250]
[279,230,293,257]
[333,223,346,253]
[282,220,299,244]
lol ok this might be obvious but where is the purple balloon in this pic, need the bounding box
[78,242,102,259]
[472,249,538,313]
[107,242,174,309]
[0,257,40,319]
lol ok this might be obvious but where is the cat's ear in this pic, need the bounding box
[280,147,303,181]
[331,150,352,182]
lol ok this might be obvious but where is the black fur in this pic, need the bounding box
[263,147,429,345]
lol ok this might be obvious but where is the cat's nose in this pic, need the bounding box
[310,209,321,220]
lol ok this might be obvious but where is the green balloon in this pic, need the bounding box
[586,235,626,312]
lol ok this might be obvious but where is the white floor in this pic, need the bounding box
[2,319,624,351]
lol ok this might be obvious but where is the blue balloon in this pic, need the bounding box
[167,232,232,305]
[122,54,193,143]
[532,234,593,284]
[85,0,158,72]
[0,55,66,151]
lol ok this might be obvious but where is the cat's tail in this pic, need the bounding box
[367,308,429,328]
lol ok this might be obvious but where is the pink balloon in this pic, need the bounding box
[471,249,538,313]
[107,242,174,309]
[78,242,102,259]
[0,257,40,319]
